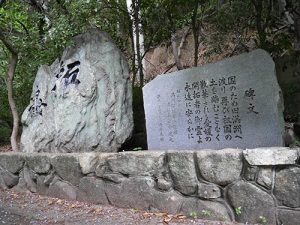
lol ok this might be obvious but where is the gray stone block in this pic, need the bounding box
[0,166,19,189]
[196,148,243,186]
[243,165,258,181]
[143,49,284,150]
[156,177,172,191]
[23,166,37,193]
[179,198,230,221]
[105,177,155,210]
[47,180,77,200]
[197,183,221,199]
[50,154,83,186]
[274,167,300,207]
[105,176,183,214]
[278,209,300,225]
[36,175,48,195]
[257,167,273,189]
[101,173,126,184]
[21,29,133,153]
[25,154,51,174]
[227,180,276,224]
[78,152,100,174]
[0,153,24,174]
[168,151,198,195]
[106,151,165,177]
[244,147,298,165]
[77,177,109,204]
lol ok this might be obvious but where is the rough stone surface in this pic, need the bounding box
[156,177,172,191]
[0,167,19,189]
[151,190,184,214]
[78,152,99,174]
[244,147,298,165]
[50,155,83,186]
[143,49,284,150]
[23,167,37,193]
[1,150,300,224]
[25,154,51,174]
[197,183,221,199]
[243,165,258,181]
[106,152,165,176]
[20,29,133,153]
[196,149,243,186]
[47,180,77,200]
[278,209,300,225]
[0,153,24,174]
[274,167,300,207]
[102,173,126,184]
[77,177,108,204]
[257,167,273,189]
[36,175,47,195]
[227,181,276,224]
[105,177,155,210]
[168,152,198,195]
[180,198,230,221]
[105,177,183,214]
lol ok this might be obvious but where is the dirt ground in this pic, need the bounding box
[0,189,245,225]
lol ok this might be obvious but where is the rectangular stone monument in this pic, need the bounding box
[143,49,284,150]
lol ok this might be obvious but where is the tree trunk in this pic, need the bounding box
[294,1,300,42]
[252,0,267,49]
[171,33,184,70]
[192,0,200,67]
[0,30,19,151]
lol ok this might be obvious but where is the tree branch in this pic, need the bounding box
[0,29,18,55]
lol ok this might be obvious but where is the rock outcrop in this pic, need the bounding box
[21,29,133,153]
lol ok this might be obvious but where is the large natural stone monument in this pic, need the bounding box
[21,29,133,153]
[143,49,284,150]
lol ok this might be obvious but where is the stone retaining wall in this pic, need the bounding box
[0,148,299,224]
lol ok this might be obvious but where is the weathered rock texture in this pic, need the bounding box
[0,147,299,224]
[21,29,133,153]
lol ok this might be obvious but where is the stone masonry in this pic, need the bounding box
[0,148,299,224]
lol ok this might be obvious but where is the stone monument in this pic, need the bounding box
[21,29,133,153]
[143,49,284,150]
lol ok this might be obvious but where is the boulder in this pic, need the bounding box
[0,153,24,174]
[244,147,298,165]
[20,29,133,153]
[274,167,300,207]
[47,180,78,200]
[227,181,276,224]
[25,154,51,174]
[179,198,230,221]
[278,209,300,225]
[0,166,19,189]
[257,167,273,189]
[196,149,243,186]
[168,151,198,195]
[106,151,165,177]
[77,177,109,204]
[197,183,221,199]
[50,154,83,186]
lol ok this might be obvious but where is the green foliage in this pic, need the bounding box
[0,126,11,144]
[235,206,242,216]
[0,0,298,144]
[201,209,213,217]
[132,147,142,151]
[188,211,198,218]
[259,215,268,225]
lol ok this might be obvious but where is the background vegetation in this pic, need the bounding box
[0,0,299,146]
